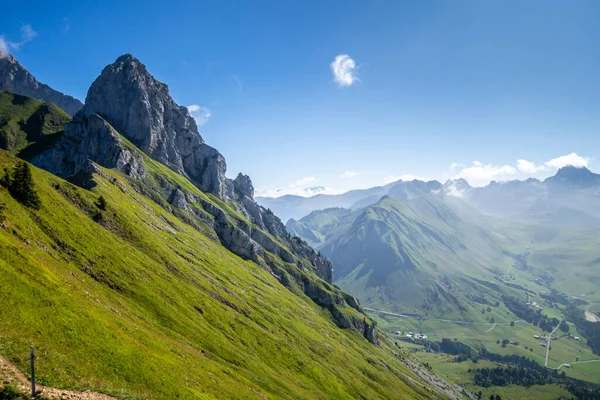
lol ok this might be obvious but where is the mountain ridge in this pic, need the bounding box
[0,54,83,116]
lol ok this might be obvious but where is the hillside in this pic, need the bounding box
[0,53,470,399]
[314,196,516,317]
[0,90,71,158]
[0,151,466,399]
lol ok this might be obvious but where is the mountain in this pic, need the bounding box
[312,195,514,317]
[285,207,355,247]
[544,165,600,189]
[267,167,600,228]
[0,90,71,158]
[0,54,468,399]
[0,54,83,116]
[256,180,442,222]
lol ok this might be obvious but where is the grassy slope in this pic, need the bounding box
[0,151,458,400]
[290,194,600,396]
[0,90,71,158]
[324,196,517,319]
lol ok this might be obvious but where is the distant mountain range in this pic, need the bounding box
[258,166,600,227]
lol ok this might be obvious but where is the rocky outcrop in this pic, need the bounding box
[0,55,83,116]
[233,173,254,198]
[30,54,359,338]
[82,54,229,198]
[31,113,146,180]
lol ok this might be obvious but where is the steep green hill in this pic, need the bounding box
[0,90,71,158]
[304,196,519,318]
[0,150,465,400]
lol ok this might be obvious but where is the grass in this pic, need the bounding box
[407,351,573,400]
[0,150,460,400]
[0,90,71,158]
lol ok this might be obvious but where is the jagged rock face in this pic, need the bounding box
[82,54,229,198]
[0,55,83,116]
[31,52,335,287]
[234,173,254,198]
[31,113,146,180]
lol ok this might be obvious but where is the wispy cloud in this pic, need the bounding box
[295,176,318,186]
[330,54,358,87]
[0,37,8,58]
[341,170,359,179]
[230,75,243,93]
[452,161,516,187]
[0,24,38,57]
[255,176,344,198]
[63,17,70,34]
[187,105,212,126]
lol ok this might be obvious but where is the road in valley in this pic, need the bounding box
[364,307,525,326]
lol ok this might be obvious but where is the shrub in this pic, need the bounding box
[96,195,107,211]
[0,384,27,400]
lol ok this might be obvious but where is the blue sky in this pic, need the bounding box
[1,1,599,196]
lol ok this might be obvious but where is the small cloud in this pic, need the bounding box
[1,24,38,55]
[330,54,358,87]
[517,159,547,174]
[544,152,589,169]
[383,174,428,184]
[187,104,212,126]
[341,170,359,179]
[63,17,70,34]
[295,176,318,186]
[255,176,343,198]
[450,162,465,171]
[230,75,243,93]
[0,37,8,58]
[452,161,516,187]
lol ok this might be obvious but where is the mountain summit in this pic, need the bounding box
[544,165,600,188]
[0,54,83,116]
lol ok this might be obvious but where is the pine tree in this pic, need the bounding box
[8,162,41,209]
[96,195,107,211]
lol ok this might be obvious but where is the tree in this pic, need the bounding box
[4,162,41,209]
[0,202,6,224]
[559,319,569,333]
[96,195,107,211]
[510,321,515,327]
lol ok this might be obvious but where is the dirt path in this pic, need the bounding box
[0,355,115,399]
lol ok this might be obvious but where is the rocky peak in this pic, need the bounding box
[81,54,230,198]
[233,173,254,198]
[545,165,600,188]
[0,54,83,116]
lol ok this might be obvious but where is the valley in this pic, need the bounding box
[275,178,600,399]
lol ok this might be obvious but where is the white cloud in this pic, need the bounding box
[452,161,516,187]
[544,152,589,169]
[187,104,212,126]
[517,159,547,174]
[0,37,7,58]
[330,54,358,87]
[383,174,428,184]
[295,176,318,186]
[450,162,465,171]
[255,176,344,198]
[341,170,359,179]
[0,24,38,55]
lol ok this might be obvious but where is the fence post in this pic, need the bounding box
[30,345,36,398]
